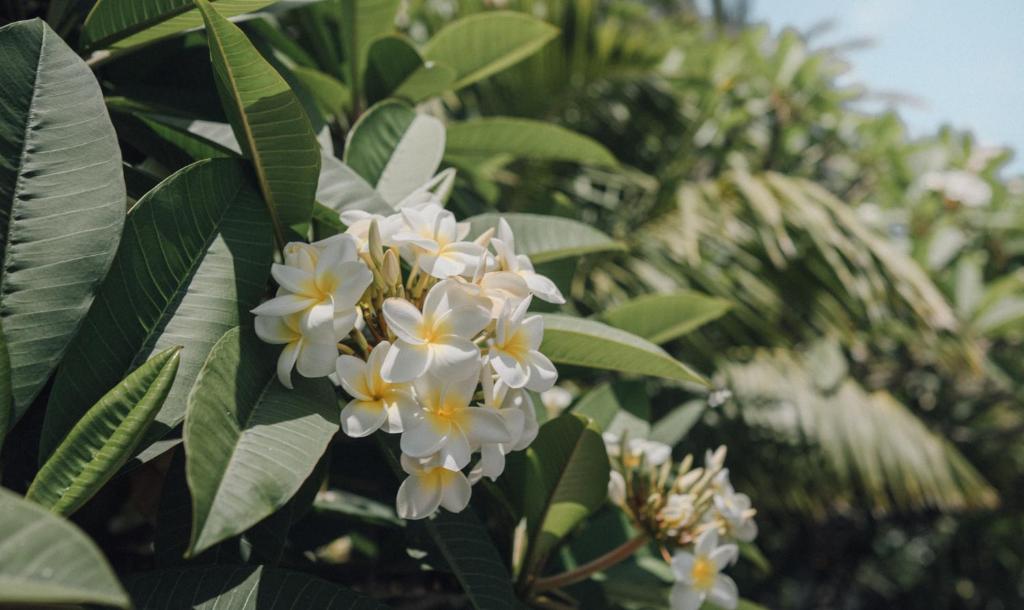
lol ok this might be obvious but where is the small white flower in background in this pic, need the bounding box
[487,297,558,392]
[626,438,672,467]
[400,370,513,470]
[492,218,566,304]
[670,529,739,610]
[659,493,697,536]
[922,169,992,207]
[336,341,417,437]
[392,204,483,278]
[380,280,490,382]
[396,453,471,520]
[705,445,727,473]
[540,385,574,417]
[254,311,341,389]
[608,470,627,506]
[603,432,622,459]
[713,489,758,543]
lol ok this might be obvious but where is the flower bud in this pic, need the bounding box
[368,219,385,270]
[383,248,401,289]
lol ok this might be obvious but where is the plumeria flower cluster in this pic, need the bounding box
[605,437,758,610]
[252,173,564,520]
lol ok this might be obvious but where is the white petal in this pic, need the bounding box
[396,475,442,520]
[490,348,529,389]
[300,299,336,337]
[439,471,472,512]
[669,583,703,610]
[400,418,449,457]
[328,261,373,309]
[251,293,316,317]
[381,391,417,434]
[276,341,301,389]
[340,399,388,437]
[335,354,372,400]
[420,251,464,278]
[498,407,525,444]
[382,298,426,344]
[524,351,558,392]
[523,271,565,304]
[695,528,719,556]
[428,336,482,380]
[707,575,738,610]
[434,305,490,339]
[254,315,295,344]
[381,340,431,383]
[332,307,359,339]
[520,315,545,349]
[473,444,507,482]
[271,264,315,296]
[671,551,696,582]
[710,543,739,569]
[441,373,480,409]
[295,341,338,379]
[463,407,515,445]
[436,427,472,470]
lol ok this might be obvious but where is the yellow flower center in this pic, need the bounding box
[691,556,717,591]
[500,328,530,360]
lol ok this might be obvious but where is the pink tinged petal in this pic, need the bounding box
[434,306,490,339]
[710,544,739,569]
[436,427,472,470]
[525,351,558,392]
[400,418,449,457]
[707,575,739,610]
[300,299,336,337]
[271,264,315,296]
[340,399,388,437]
[429,336,482,380]
[381,341,431,383]
[669,584,704,610]
[490,348,530,389]
[523,271,565,304]
[396,475,442,520]
[335,355,372,400]
[382,298,426,344]
[254,315,295,344]
[462,407,516,445]
[277,341,301,389]
[671,552,696,582]
[439,471,472,512]
[251,293,317,317]
[295,341,338,379]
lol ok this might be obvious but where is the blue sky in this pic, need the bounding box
[748,0,1024,172]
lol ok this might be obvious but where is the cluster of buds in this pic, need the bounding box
[251,171,565,520]
[606,437,757,610]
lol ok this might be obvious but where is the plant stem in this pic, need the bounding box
[529,535,648,595]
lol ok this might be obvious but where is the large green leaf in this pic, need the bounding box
[0,488,129,608]
[197,0,321,241]
[600,291,733,344]
[124,565,386,609]
[446,118,616,166]
[364,35,455,104]
[184,326,338,556]
[0,19,126,421]
[467,213,623,264]
[28,347,181,516]
[422,11,559,90]
[517,414,610,579]
[343,100,445,206]
[40,159,273,464]
[81,0,279,51]
[0,321,11,449]
[339,0,400,107]
[540,315,708,385]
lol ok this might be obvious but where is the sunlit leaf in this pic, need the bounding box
[600,291,733,344]
[446,118,616,166]
[467,213,623,264]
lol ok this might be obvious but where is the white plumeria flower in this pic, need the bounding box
[713,489,758,542]
[255,311,341,389]
[540,385,574,415]
[251,234,372,337]
[603,432,622,459]
[400,370,513,470]
[659,493,697,535]
[491,218,565,304]
[487,297,557,392]
[670,529,739,610]
[395,453,471,520]
[469,369,535,483]
[338,210,404,252]
[380,280,491,382]
[626,438,673,467]
[391,204,483,278]
[336,341,418,437]
[608,470,627,506]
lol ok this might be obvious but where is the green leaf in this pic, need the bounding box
[0,488,130,608]
[197,0,321,241]
[313,489,402,527]
[184,326,338,556]
[339,0,400,107]
[0,321,12,450]
[291,65,351,118]
[81,0,279,51]
[0,19,126,422]
[649,401,705,447]
[540,315,708,385]
[317,151,393,215]
[41,159,273,465]
[518,414,610,577]
[422,11,559,90]
[572,381,651,438]
[426,509,519,610]
[28,347,181,516]
[466,213,623,264]
[600,291,733,344]
[343,100,445,206]
[446,118,616,166]
[364,35,456,103]
[124,565,386,609]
